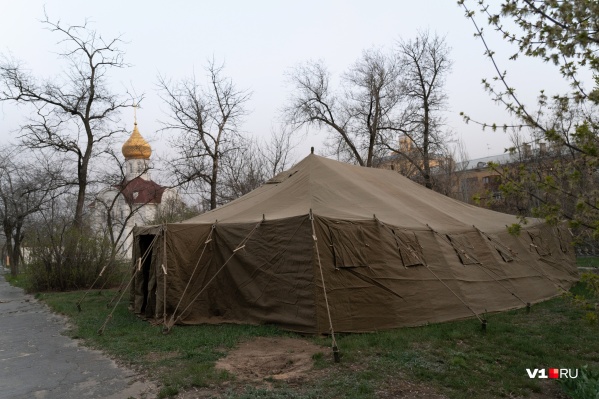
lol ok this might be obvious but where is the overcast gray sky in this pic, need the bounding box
[0,0,576,164]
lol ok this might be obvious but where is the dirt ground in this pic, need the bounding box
[176,337,322,399]
[175,337,452,399]
[215,337,323,382]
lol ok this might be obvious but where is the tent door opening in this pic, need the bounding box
[138,234,155,315]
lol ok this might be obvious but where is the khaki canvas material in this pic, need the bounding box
[131,154,578,333]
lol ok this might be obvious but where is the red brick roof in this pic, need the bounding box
[118,177,166,205]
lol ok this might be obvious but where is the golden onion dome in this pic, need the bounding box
[122,122,151,160]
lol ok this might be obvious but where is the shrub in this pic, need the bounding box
[23,225,122,292]
[559,366,599,399]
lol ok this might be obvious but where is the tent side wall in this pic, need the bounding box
[131,216,577,334]
[312,216,577,333]
[157,215,318,333]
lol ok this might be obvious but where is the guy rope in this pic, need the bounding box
[310,210,340,362]
[97,232,159,335]
[163,221,261,333]
[163,224,216,333]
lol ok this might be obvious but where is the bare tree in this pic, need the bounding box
[220,129,297,202]
[285,48,402,167]
[0,148,64,275]
[0,15,137,229]
[260,127,297,177]
[433,138,469,198]
[380,31,453,189]
[158,60,251,210]
[150,196,199,225]
[220,139,267,202]
[285,36,452,185]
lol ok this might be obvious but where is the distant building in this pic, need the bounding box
[377,135,452,181]
[91,120,178,258]
[454,142,553,208]
[454,152,514,204]
[376,138,560,215]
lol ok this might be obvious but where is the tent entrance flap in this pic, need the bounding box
[134,234,157,318]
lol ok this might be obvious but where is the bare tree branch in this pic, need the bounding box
[158,59,251,210]
[0,16,139,229]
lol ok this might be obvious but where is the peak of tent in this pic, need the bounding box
[183,154,533,232]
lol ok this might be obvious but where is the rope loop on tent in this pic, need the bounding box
[435,228,482,265]
[164,223,216,332]
[98,233,159,335]
[374,218,485,324]
[475,263,528,306]
[309,209,340,363]
[457,228,532,306]
[164,221,261,333]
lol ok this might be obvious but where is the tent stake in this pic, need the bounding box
[526,302,531,313]
[333,345,341,363]
[481,319,487,332]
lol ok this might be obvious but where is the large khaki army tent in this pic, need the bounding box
[131,154,578,333]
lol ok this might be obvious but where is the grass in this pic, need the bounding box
[12,278,599,398]
[577,256,599,268]
[4,273,30,290]
[35,288,291,398]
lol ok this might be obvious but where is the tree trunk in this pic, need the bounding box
[423,101,432,190]
[74,121,94,230]
[74,159,88,229]
[367,120,376,167]
[11,224,22,276]
[210,155,219,210]
[3,223,16,276]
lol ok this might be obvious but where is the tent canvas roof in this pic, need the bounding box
[184,154,526,231]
